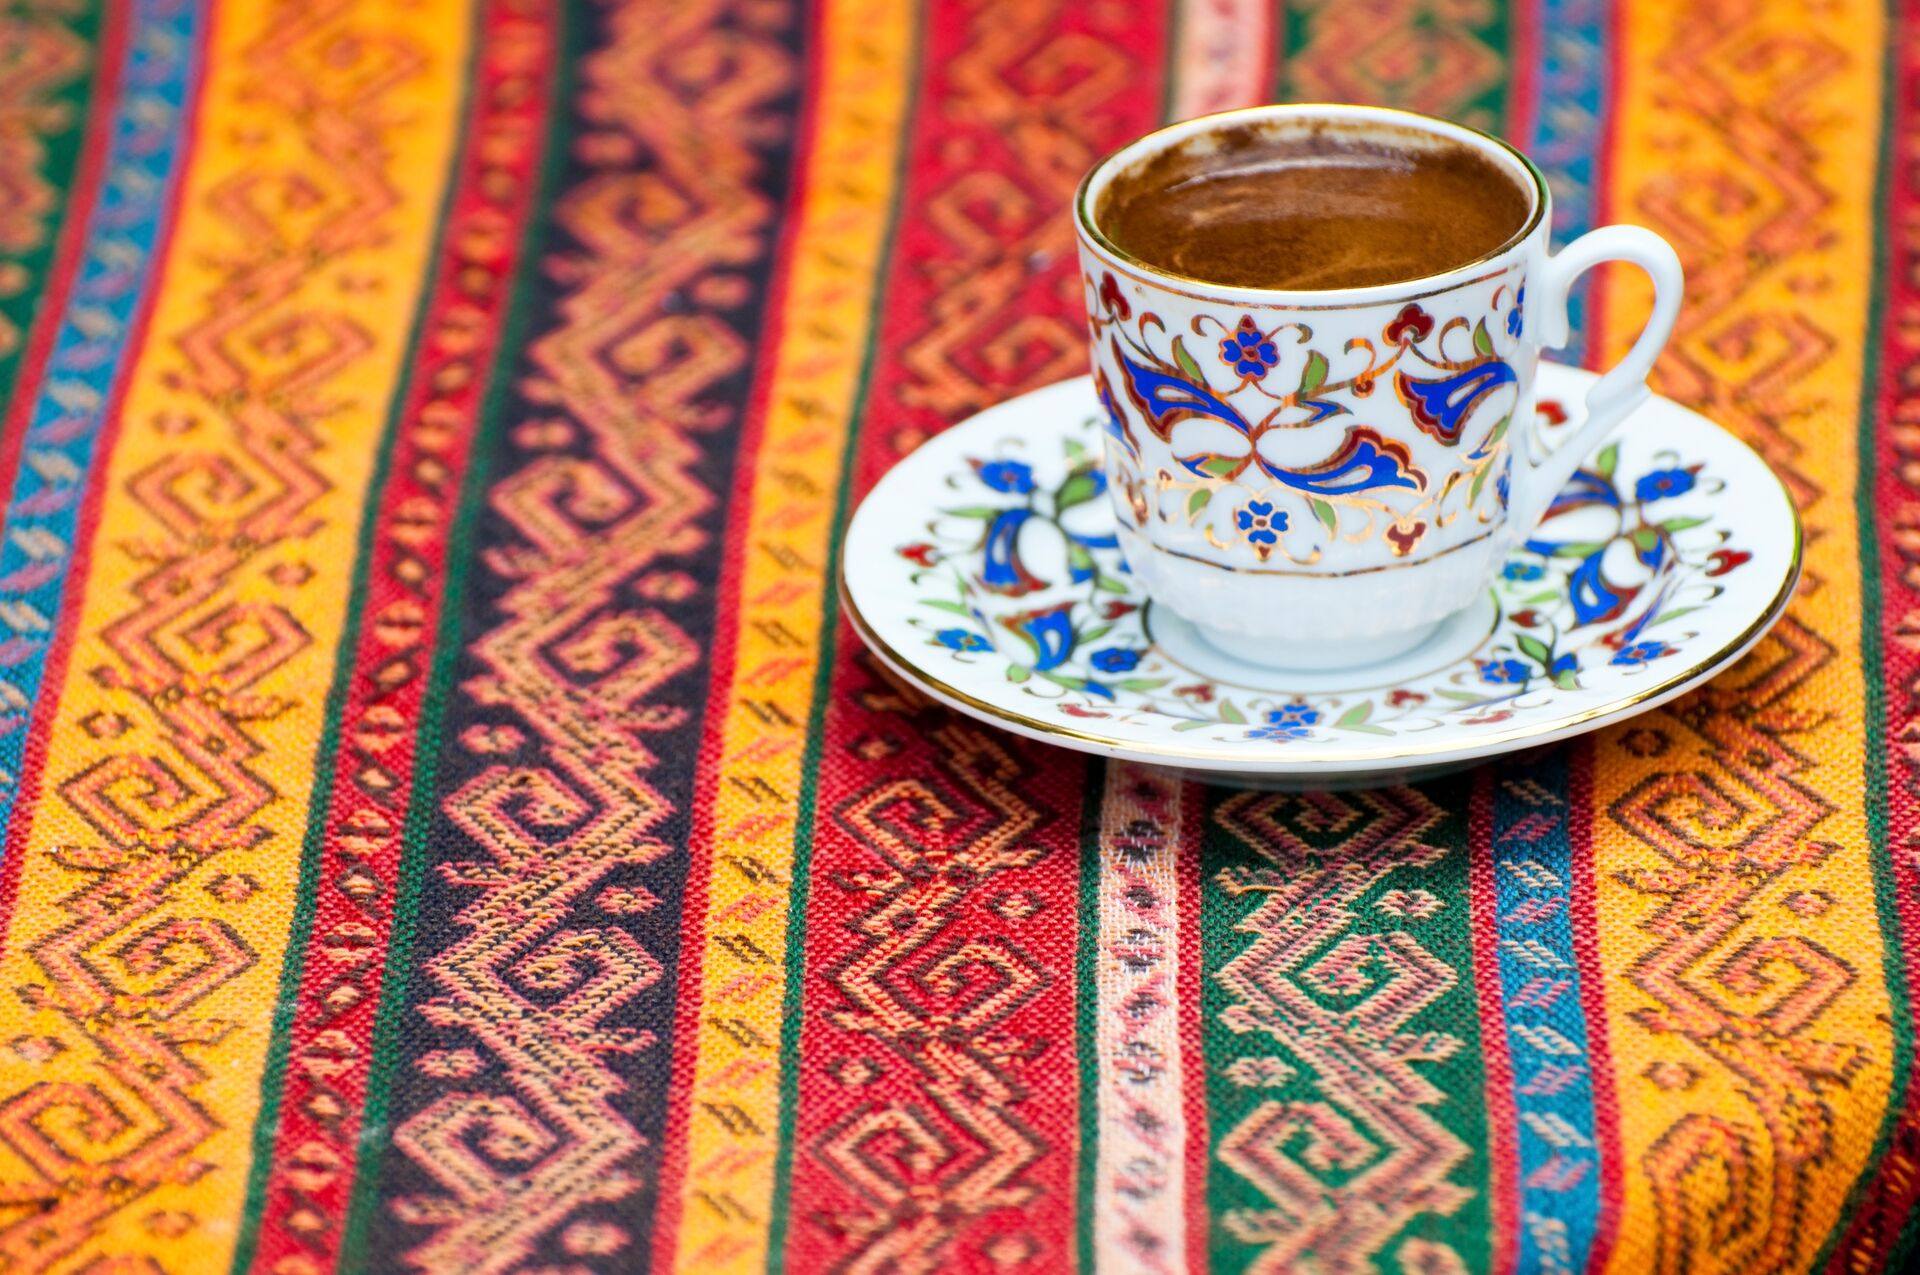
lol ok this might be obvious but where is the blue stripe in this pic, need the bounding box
[1486,7,1615,1271]
[1490,751,1605,1275]
[0,0,201,845]
[1528,0,1609,361]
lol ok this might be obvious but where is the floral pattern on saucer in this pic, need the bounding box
[894,403,1750,748]
[843,367,1800,778]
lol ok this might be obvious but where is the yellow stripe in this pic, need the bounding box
[1593,3,1888,1272]
[0,2,469,1268]
[667,0,913,1269]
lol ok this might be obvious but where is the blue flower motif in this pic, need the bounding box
[1235,500,1287,546]
[1478,658,1531,685]
[1264,701,1321,728]
[1506,286,1525,338]
[1247,702,1320,742]
[935,628,990,653]
[1550,652,1578,679]
[1611,639,1674,666]
[1634,467,1696,502]
[1496,459,1512,509]
[1248,722,1313,742]
[1502,560,1545,583]
[975,459,1035,494]
[1089,646,1142,673]
[1219,318,1281,379]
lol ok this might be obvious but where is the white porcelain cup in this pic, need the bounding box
[1075,104,1683,671]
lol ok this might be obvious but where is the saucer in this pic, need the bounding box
[840,363,1801,788]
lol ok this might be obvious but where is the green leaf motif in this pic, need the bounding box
[1552,669,1581,691]
[1473,318,1495,358]
[1469,463,1490,508]
[1188,488,1212,520]
[1310,498,1338,536]
[1174,718,1214,732]
[1066,540,1097,577]
[1630,527,1662,553]
[1521,589,1560,605]
[1593,442,1619,480]
[1335,701,1373,728]
[1078,624,1112,645]
[1006,664,1030,683]
[1200,456,1241,479]
[1114,677,1172,692]
[1056,470,1100,512]
[1550,541,1607,559]
[1435,688,1487,703]
[1220,699,1247,724]
[1660,515,1710,533]
[1516,633,1553,666]
[1648,606,1704,628]
[945,504,1006,519]
[1173,336,1205,382]
[920,599,972,616]
[1300,349,1329,397]
[1096,575,1130,594]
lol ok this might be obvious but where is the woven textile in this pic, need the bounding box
[0,0,1908,1271]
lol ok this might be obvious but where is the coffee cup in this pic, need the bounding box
[1074,103,1683,670]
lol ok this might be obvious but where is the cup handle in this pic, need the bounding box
[1510,224,1685,541]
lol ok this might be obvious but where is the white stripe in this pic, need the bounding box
[1094,762,1189,1274]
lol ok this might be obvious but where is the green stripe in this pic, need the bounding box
[764,9,926,1267]
[225,1,493,1267]
[333,4,577,1266]
[1200,776,1492,1273]
[1073,760,1106,1275]
[1156,0,1181,124]
[1813,0,1908,1266]
[1211,13,1511,1269]
[0,0,106,424]
[1276,0,1510,128]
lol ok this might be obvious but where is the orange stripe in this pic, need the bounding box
[659,0,914,1268]
[0,2,470,1267]
[1591,1,1890,1271]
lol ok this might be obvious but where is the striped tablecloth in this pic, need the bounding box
[0,0,1909,1271]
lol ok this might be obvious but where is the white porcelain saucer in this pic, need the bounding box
[840,363,1801,788]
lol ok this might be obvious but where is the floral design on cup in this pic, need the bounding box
[1234,500,1286,559]
[1219,316,1283,380]
[1081,269,1525,567]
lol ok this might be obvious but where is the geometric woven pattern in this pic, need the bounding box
[0,0,1911,1271]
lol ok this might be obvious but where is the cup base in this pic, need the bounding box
[1192,620,1444,673]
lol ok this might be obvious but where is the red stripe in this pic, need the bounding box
[1468,770,1519,1275]
[1177,781,1208,1275]
[0,0,205,931]
[1568,740,1625,1271]
[646,0,825,1262]
[780,1,1168,1268]
[1504,0,1539,150]
[247,5,558,1267]
[1256,6,1278,111]
[0,0,129,524]
[1824,0,1920,1264]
